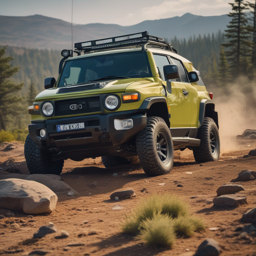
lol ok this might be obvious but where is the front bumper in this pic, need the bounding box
[29,110,146,152]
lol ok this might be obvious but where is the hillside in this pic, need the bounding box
[0,13,230,50]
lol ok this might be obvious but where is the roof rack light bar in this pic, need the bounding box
[74,31,177,53]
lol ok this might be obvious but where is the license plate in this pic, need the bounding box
[56,122,85,132]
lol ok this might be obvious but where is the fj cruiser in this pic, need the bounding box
[25,31,220,176]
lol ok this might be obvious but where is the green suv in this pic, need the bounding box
[25,31,220,176]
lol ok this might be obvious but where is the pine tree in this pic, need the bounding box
[218,46,230,86]
[27,82,38,106]
[247,0,256,69]
[0,47,24,130]
[222,0,252,77]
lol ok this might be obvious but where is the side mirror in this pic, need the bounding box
[44,77,56,89]
[188,71,199,83]
[163,65,179,80]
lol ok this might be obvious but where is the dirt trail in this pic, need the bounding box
[0,142,256,255]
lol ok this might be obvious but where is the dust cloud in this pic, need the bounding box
[213,76,256,153]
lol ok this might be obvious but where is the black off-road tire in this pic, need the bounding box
[101,156,130,168]
[24,135,64,175]
[136,116,174,176]
[193,117,220,163]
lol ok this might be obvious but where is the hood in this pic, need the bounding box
[35,78,136,101]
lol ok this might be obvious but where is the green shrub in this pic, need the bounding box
[138,213,175,248]
[0,130,15,143]
[0,129,28,143]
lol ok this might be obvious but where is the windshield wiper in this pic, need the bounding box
[88,76,129,82]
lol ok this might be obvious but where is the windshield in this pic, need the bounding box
[58,51,152,87]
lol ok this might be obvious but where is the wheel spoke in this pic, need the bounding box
[161,148,167,151]
[159,151,167,159]
[159,138,165,145]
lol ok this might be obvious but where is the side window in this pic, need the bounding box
[170,57,189,83]
[153,54,170,81]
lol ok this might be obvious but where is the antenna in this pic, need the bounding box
[71,0,73,50]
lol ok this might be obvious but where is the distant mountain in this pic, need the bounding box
[0,13,230,50]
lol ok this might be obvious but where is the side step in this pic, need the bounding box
[172,137,200,149]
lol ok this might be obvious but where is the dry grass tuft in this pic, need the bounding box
[138,213,175,248]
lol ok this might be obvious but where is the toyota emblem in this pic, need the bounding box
[69,104,83,110]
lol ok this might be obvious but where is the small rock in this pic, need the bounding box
[33,223,57,238]
[112,204,124,211]
[67,242,85,246]
[235,226,244,232]
[67,191,75,196]
[232,170,256,182]
[55,230,70,239]
[205,199,213,204]
[190,195,199,199]
[241,208,256,224]
[213,195,247,208]
[78,231,87,237]
[82,220,89,224]
[209,227,219,231]
[27,215,33,218]
[248,149,256,156]
[159,183,165,186]
[243,155,249,158]
[239,231,250,240]
[216,184,244,196]
[114,197,119,201]
[194,238,221,256]
[112,173,118,177]
[242,224,256,234]
[29,249,49,255]
[177,184,183,187]
[5,211,15,217]
[88,230,98,235]
[185,172,192,174]
[77,208,82,211]
[10,223,20,229]
[63,247,69,251]
[110,189,135,200]
[3,144,16,151]
[141,188,148,193]
[4,249,24,254]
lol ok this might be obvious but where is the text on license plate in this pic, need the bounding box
[56,122,85,132]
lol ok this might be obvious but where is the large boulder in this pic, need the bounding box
[216,184,244,196]
[241,208,256,224]
[0,178,58,214]
[194,238,221,256]
[213,194,247,208]
[26,174,77,195]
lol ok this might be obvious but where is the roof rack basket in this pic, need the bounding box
[74,31,177,54]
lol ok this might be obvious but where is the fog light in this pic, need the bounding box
[40,129,46,138]
[114,119,133,130]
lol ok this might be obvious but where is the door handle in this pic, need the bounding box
[183,89,189,96]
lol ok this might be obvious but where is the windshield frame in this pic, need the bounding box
[57,50,153,88]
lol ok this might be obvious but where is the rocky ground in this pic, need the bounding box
[0,141,256,255]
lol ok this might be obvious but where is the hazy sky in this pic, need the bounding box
[0,0,232,26]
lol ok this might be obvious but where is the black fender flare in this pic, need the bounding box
[139,97,170,127]
[199,99,219,128]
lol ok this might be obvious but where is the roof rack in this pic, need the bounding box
[74,31,177,54]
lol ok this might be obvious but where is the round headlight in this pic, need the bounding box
[104,95,119,110]
[42,102,54,116]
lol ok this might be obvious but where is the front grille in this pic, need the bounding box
[55,96,100,116]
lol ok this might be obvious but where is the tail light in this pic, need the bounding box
[209,92,213,99]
